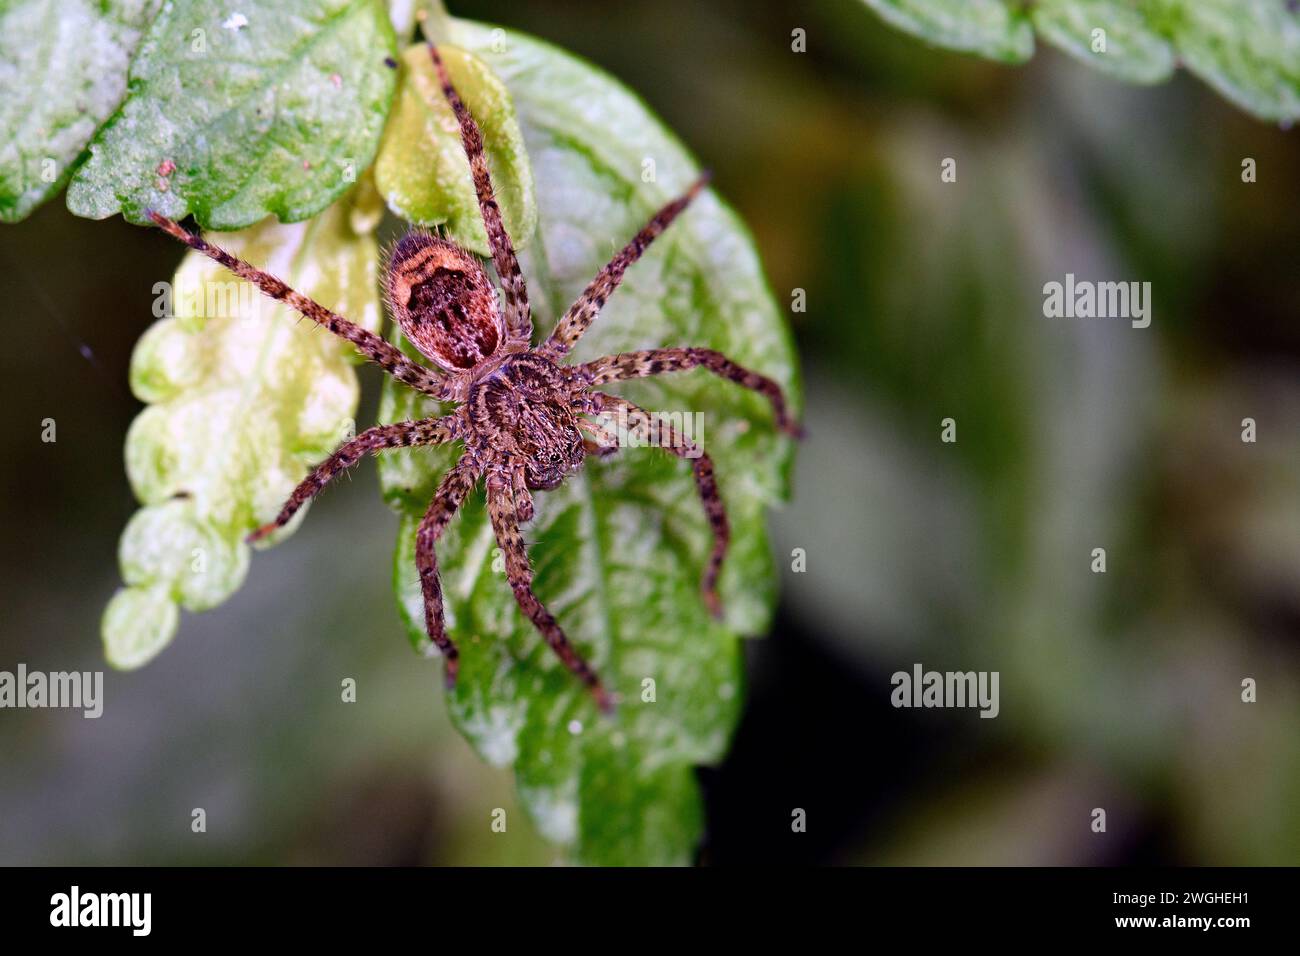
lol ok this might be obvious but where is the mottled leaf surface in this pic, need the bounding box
[66,0,398,229]
[103,183,385,669]
[0,0,161,222]
[375,42,536,256]
[376,21,800,865]
[862,0,1300,122]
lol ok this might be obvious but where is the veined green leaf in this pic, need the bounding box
[66,0,398,229]
[862,0,1300,123]
[0,0,162,223]
[375,42,536,256]
[103,181,385,669]
[376,21,800,866]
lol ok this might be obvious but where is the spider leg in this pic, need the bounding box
[148,213,451,400]
[590,392,729,618]
[575,347,802,437]
[541,174,709,360]
[509,462,535,524]
[429,44,532,346]
[417,454,482,689]
[247,415,461,543]
[485,469,613,712]
[578,416,619,457]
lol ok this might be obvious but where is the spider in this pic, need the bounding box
[148,44,800,712]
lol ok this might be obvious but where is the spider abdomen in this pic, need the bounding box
[385,232,503,371]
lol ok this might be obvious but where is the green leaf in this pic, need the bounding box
[862,0,1300,123]
[377,22,800,865]
[1160,0,1300,123]
[375,43,537,256]
[1031,0,1174,84]
[0,0,162,223]
[103,181,385,669]
[860,0,1034,63]
[66,0,398,229]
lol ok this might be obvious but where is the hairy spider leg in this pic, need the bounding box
[577,414,620,457]
[418,454,483,688]
[247,416,461,543]
[542,175,710,360]
[576,346,802,437]
[147,212,450,399]
[485,470,614,712]
[509,462,535,523]
[590,392,729,618]
[429,44,533,346]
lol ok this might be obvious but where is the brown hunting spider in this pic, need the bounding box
[148,45,800,712]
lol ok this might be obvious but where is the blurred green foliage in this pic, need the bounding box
[862,0,1300,122]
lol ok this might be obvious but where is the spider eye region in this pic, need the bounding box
[516,401,584,490]
[384,232,503,371]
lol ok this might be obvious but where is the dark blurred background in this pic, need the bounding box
[1,0,1298,865]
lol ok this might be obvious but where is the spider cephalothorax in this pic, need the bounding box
[148,45,800,712]
[468,354,587,490]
